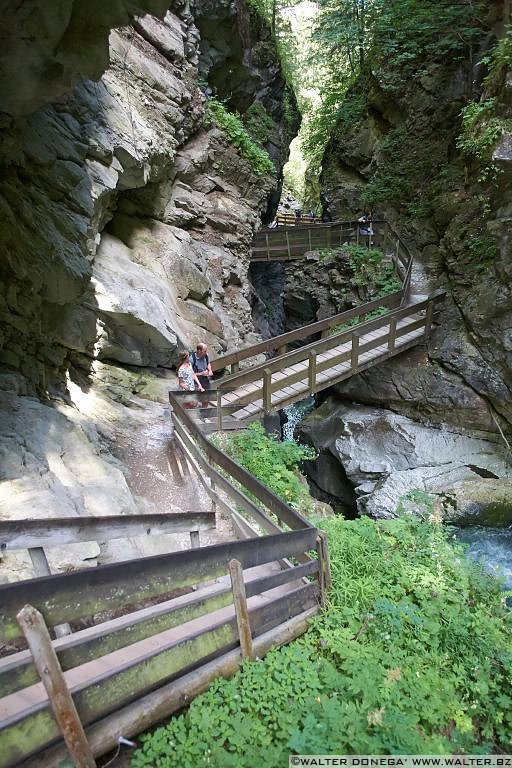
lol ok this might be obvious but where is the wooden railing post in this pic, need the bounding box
[265,232,270,261]
[231,361,240,374]
[277,345,287,357]
[424,300,434,337]
[263,368,272,413]
[316,532,331,607]
[351,332,360,371]
[17,605,97,768]
[216,389,223,432]
[308,228,312,251]
[285,231,291,259]
[28,549,72,638]
[190,530,200,549]
[388,317,397,353]
[308,350,317,394]
[228,559,254,660]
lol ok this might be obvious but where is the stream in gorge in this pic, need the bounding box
[453,526,512,591]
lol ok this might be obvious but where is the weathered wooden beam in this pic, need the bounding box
[263,368,272,414]
[17,605,96,768]
[388,316,397,353]
[0,513,216,551]
[0,528,317,641]
[211,290,403,373]
[1,560,315,700]
[0,583,235,699]
[172,422,281,535]
[308,349,317,393]
[351,332,359,370]
[1,584,319,765]
[28,550,72,638]
[229,559,253,660]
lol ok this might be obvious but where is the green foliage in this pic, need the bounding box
[302,83,362,170]
[319,244,401,303]
[482,25,512,91]
[456,99,503,161]
[242,101,276,149]
[396,488,435,518]
[215,422,316,511]
[464,228,499,273]
[302,0,488,210]
[370,0,487,90]
[206,99,275,177]
[330,306,389,336]
[361,124,436,210]
[132,515,512,767]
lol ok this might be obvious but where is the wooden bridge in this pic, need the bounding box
[0,218,439,767]
[0,396,327,767]
[193,219,443,431]
[251,218,386,261]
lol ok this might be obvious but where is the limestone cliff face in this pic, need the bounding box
[0,2,284,398]
[0,0,292,576]
[302,4,512,518]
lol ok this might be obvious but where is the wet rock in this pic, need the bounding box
[300,399,512,519]
[438,479,512,527]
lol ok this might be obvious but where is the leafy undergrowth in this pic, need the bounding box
[131,516,512,767]
[213,422,316,513]
[206,98,275,177]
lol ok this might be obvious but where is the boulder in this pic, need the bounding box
[300,399,512,519]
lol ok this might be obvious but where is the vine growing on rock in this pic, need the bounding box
[206,99,275,177]
[302,0,489,207]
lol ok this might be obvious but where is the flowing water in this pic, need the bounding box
[453,526,512,590]
[282,396,316,441]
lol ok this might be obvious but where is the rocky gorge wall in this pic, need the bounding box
[298,2,512,520]
[0,0,294,578]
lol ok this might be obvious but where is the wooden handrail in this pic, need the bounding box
[211,290,402,372]
[168,391,313,532]
[216,294,443,395]
[0,513,216,551]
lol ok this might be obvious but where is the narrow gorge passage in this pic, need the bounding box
[0,0,512,764]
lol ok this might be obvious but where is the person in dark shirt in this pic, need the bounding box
[191,342,213,407]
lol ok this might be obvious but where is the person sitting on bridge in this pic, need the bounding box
[177,350,203,408]
[191,342,213,407]
[358,212,373,236]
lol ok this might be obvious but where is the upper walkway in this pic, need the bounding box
[251,218,386,261]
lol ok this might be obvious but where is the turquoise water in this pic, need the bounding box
[282,396,315,441]
[454,526,512,590]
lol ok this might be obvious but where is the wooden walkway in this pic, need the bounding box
[251,219,386,261]
[193,217,444,430]
[0,396,327,767]
[207,297,440,429]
